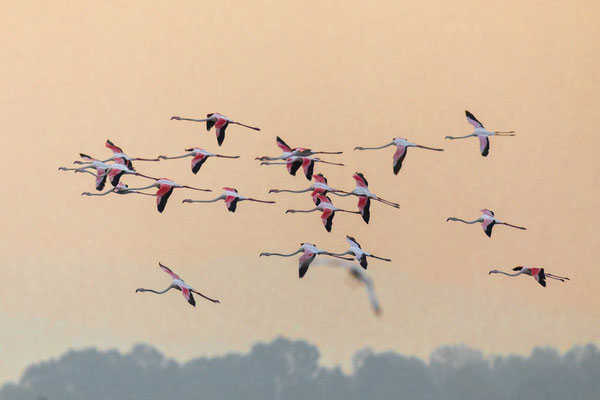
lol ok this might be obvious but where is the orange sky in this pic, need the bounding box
[1,0,599,384]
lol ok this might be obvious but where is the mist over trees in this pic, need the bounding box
[2,337,599,400]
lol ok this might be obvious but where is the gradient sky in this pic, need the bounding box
[1,0,599,385]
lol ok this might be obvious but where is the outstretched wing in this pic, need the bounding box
[298,250,316,278]
[392,146,408,175]
[191,154,208,174]
[276,136,292,152]
[159,262,183,281]
[214,118,229,146]
[181,286,196,306]
[465,110,484,129]
[479,136,490,157]
[321,209,335,232]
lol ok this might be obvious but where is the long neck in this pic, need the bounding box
[448,217,481,224]
[271,188,310,194]
[287,207,319,213]
[82,189,113,196]
[186,196,224,203]
[160,154,192,160]
[446,134,476,139]
[138,285,174,294]
[355,143,394,151]
[261,249,302,257]
[176,117,209,122]
[493,270,523,277]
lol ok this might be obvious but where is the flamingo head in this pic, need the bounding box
[170,116,181,120]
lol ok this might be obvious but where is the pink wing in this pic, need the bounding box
[465,110,484,129]
[224,194,238,208]
[481,209,494,217]
[352,173,368,188]
[321,208,334,231]
[159,263,182,281]
[478,136,490,156]
[276,136,292,152]
[299,250,315,265]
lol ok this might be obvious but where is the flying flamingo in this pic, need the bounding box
[329,235,391,269]
[335,173,400,224]
[261,155,344,181]
[81,182,155,197]
[170,113,260,146]
[59,154,110,191]
[269,173,345,205]
[285,194,360,232]
[445,110,515,156]
[447,209,526,238]
[489,266,569,287]
[319,263,382,315]
[125,178,212,213]
[74,141,160,170]
[259,243,353,278]
[135,262,220,306]
[158,147,240,174]
[256,136,343,161]
[183,187,275,213]
[354,138,443,174]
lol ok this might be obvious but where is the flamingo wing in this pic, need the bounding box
[156,184,174,213]
[392,146,408,175]
[359,253,368,269]
[191,154,208,174]
[276,136,292,152]
[482,219,495,237]
[357,196,371,224]
[181,286,196,306]
[105,139,123,154]
[353,173,369,188]
[301,158,315,181]
[206,113,216,131]
[214,118,229,146]
[298,250,316,278]
[287,159,302,176]
[531,268,546,287]
[465,110,485,129]
[225,194,239,212]
[363,276,381,315]
[321,208,335,232]
[95,167,107,191]
[159,263,183,281]
[108,168,125,187]
[478,135,490,157]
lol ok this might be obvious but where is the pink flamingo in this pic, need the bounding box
[285,194,360,232]
[136,262,220,306]
[445,110,515,156]
[447,209,526,237]
[59,154,111,191]
[256,136,343,161]
[74,141,159,170]
[183,187,275,213]
[81,182,155,197]
[261,155,344,181]
[489,266,569,287]
[158,147,239,174]
[329,235,391,269]
[259,243,353,278]
[125,178,212,213]
[335,173,400,224]
[171,113,260,146]
[269,173,345,205]
[354,138,443,174]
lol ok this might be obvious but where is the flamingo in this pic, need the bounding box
[261,155,344,181]
[136,262,220,306]
[285,194,360,232]
[125,178,212,213]
[183,187,275,213]
[170,113,260,146]
[269,173,345,205]
[320,263,382,315]
[59,155,111,191]
[445,110,515,156]
[74,141,160,170]
[354,138,443,174]
[329,235,391,269]
[256,136,343,161]
[158,147,239,174]
[335,173,400,224]
[447,209,526,238]
[259,243,353,278]
[489,266,569,287]
[81,182,155,197]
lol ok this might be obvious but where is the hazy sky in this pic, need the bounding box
[1,0,599,385]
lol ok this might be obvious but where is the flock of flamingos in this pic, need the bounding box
[59,110,570,314]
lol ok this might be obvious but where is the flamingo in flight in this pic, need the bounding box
[136,262,220,306]
[489,266,569,287]
[261,155,344,181]
[269,173,345,205]
[319,263,382,316]
[170,113,260,146]
[329,235,391,269]
[445,111,515,156]
[256,136,343,161]
[125,178,212,213]
[81,182,155,197]
[354,138,443,174]
[285,194,360,232]
[259,243,353,278]
[158,147,239,174]
[335,173,400,224]
[74,141,160,170]
[59,154,111,191]
[183,187,275,213]
[447,209,526,238]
